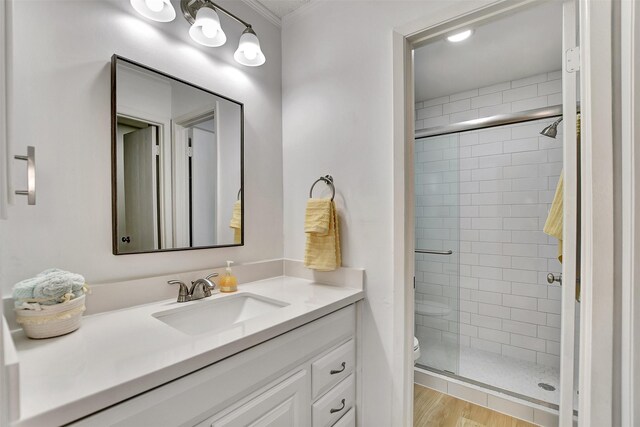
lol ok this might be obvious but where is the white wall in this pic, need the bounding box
[0,0,282,293]
[416,71,563,130]
[281,2,471,425]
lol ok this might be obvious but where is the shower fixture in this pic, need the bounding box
[540,117,563,138]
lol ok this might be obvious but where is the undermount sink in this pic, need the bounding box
[152,293,289,336]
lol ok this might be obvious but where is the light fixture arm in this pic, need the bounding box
[181,0,252,29]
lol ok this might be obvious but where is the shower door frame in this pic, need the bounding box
[620,1,640,425]
[392,0,616,425]
[413,111,565,411]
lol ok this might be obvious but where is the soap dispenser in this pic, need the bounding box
[219,261,238,293]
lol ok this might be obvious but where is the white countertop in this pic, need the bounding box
[11,276,363,427]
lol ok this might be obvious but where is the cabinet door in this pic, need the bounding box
[211,369,310,427]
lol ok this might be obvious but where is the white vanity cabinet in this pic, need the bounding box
[207,369,310,427]
[70,305,357,427]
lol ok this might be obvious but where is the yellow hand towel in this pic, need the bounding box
[304,199,341,271]
[230,200,242,244]
[544,173,563,263]
[304,198,331,234]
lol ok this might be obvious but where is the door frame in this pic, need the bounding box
[576,1,615,425]
[558,1,579,424]
[172,107,216,248]
[619,0,639,425]
[0,0,6,417]
[391,0,616,424]
[115,109,171,251]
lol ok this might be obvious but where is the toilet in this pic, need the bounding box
[413,299,450,365]
[415,299,452,317]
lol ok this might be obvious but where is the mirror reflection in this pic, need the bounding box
[112,56,243,254]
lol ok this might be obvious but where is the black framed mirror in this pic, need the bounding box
[111,55,244,255]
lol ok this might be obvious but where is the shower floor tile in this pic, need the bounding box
[459,347,560,405]
[415,333,562,405]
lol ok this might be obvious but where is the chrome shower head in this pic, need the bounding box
[540,117,563,139]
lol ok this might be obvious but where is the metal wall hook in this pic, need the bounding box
[14,146,36,205]
[309,175,335,200]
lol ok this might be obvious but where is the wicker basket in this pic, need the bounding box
[15,295,86,339]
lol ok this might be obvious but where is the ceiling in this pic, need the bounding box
[414,1,563,101]
[254,0,310,19]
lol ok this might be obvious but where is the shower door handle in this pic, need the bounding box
[415,249,453,255]
[547,273,562,285]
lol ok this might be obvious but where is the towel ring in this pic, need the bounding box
[309,175,335,201]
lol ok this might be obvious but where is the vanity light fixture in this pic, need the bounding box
[182,0,265,66]
[234,27,265,67]
[130,0,176,22]
[188,5,227,47]
[130,0,266,66]
[447,29,473,43]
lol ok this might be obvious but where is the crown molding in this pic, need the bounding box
[281,0,323,25]
[239,0,282,28]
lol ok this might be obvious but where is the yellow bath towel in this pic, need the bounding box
[543,114,581,265]
[304,198,331,234]
[544,174,564,262]
[230,200,242,244]
[304,199,341,271]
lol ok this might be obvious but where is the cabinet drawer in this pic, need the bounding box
[312,375,355,427]
[332,408,355,427]
[312,339,355,399]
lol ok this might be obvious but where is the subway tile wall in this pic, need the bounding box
[415,71,563,368]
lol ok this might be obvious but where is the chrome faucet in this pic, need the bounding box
[168,273,219,303]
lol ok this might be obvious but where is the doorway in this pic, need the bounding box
[116,116,161,253]
[389,0,613,424]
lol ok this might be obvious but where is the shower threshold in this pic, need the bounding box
[416,362,559,411]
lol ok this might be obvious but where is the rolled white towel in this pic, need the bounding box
[13,269,85,306]
[15,302,42,311]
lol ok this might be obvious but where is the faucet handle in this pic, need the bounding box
[168,280,189,303]
[202,273,219,297]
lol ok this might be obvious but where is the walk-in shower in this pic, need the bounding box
[413,88,571,407]
[411,0,581,418]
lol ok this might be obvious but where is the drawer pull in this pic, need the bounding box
[330,399,346,414]
[330,362,346,375]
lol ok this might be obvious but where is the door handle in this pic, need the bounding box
[14,146,36,205]
[547,273,562,285]
[415,249,453,255]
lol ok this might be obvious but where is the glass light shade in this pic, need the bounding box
[447,29,473,43]
[130,0,176,22]
[234,28,265,67]
[189,7,227,47]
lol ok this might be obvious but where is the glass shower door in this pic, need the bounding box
[414,133,460,375]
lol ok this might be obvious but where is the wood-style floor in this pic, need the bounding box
[413,385,537,427]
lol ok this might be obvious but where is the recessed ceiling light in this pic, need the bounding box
[447,29,473,43]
